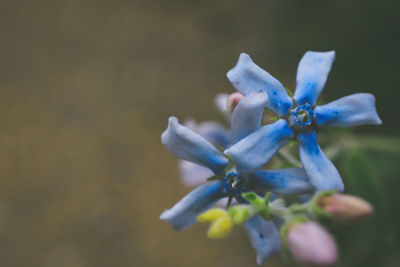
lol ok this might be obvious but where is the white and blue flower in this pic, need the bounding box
[225,51,381,192]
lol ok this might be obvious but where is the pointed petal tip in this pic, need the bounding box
[161,116,178,144]
[238,52,251,61]
[227,54,252,80]
[159,209,170,220]
[305,50,336,59]
[368,93,383,125]
[168,116,178,125]
[256,256,263,266]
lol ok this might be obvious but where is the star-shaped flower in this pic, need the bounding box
[225,51,382,192]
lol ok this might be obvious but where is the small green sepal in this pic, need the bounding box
[309,190,336,219]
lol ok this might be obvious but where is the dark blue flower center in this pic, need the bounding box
[223,172,248,198]
[291,104,315,126]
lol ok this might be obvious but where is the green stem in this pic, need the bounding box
[278,148,301,167]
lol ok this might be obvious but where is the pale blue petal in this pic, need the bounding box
[183,119,230,149]
[162,117,229,175]
[297,131,344,192]
[214,93,229,116]
[231,91,268,143]
[244,216,281,265]
[225,119,294,173]
[294,51,335,106]
[253,168,315,195]
[227,53,292,116]
[179,160,214,187]
[314,93,382,127]
[160,181,226,230]
[196,121,230,149]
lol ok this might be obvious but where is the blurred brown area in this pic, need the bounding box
[0,0,399,266]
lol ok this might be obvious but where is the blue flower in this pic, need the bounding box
[177,94,231,187]
[225,51,381,192]
[160,91,315,264]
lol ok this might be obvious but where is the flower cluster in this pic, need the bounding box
[160,51,380,265]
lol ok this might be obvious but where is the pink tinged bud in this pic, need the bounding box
[287,222,337,266]
[227,92,244,114]
[318,194,373,224]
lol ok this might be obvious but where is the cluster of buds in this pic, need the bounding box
[198,191,372,265]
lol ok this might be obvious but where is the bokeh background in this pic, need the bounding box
[0,0,399,266]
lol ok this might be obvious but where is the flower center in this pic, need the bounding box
[288,103,316,132]
[223,172,248,198]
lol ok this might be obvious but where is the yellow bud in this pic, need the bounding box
[197,208,228,223]
[207,216,234,239]
[231,207,250,225]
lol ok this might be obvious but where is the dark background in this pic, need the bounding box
[0,0,399,266]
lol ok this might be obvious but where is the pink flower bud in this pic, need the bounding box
[287,222,337,266]
[227,92,244,114]
[318,194,373,224]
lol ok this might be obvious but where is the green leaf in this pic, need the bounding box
[242,192,264,206]
[340,149,395,246]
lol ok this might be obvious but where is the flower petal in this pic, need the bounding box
[162,117,229,175]
[314,93,382,127]
[179,160,214,187]
[231,91,268,143]
[297,131,344,192]
[189,120,230,149]
[227,53,292,116]
[294,51,335,106]
[214,93,230,118]
[253,168,315,195]
[244,216,281,265]
[225,119,294,173]
[160,181,226,230]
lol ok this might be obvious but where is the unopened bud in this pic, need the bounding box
[227,92,244,113]
[207,216,234,239]
[287,222,337,266]
[318,194,373,224]
[197,208,227,223]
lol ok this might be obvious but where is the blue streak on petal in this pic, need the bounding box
[297,131,344,192]
[244,216,281,266]
[161,117,229,175]
[294,51,335,106]
[227,53,292,116]
[231,91,268,143]
[315,93,382,127]
[253,168,315,195]
[225,119,294,174]
[160,181,226,230]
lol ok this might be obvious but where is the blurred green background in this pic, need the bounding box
[0,0,399,266]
